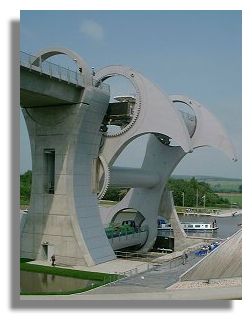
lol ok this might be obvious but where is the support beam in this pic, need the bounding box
[110,167,160,188]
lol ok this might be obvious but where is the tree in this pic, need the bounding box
[103,187,129,201]
[20,170,32,205]
[167,177,231,208]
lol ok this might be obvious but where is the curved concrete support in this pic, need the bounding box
[126,137,186,251]
[99,189,135,228]
[21,48,237,262]
[95,66,192,168]
[171,95,237,161]
[99,135,187,252]
[159,188,187,240]
[97,71,237,254]
[20,66,115,266]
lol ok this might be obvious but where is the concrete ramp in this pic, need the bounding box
[180,229,242,281]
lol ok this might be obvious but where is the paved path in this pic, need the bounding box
[85,252,205,294]
[21,250,241,300]
[211,209,242,218]
[21,285,241,300]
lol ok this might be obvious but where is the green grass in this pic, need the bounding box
[203,180,241,193]
[20,261,121,295]
[217,193,242,208]
[99,200,118,207]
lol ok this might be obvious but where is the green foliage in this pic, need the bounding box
[20,170,235,209]
[173,175,242,193]
[217,193,242,208]
[105,222,135,238]
[103,187,129,201]
[19,172,129,204]
[20,261,117,281]
[20,170,32,205]
[167,177,231,208]
[201,179,241,193]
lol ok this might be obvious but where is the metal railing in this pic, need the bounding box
[114,250,156,262]
[20,51,109,92]
[102,262,153,287]
[20,51,86,87]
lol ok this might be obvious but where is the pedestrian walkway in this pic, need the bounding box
[21,248,241,300]
[86,251,205,295]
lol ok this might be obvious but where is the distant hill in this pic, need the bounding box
[172,174,241,181]
[171,175,242,193]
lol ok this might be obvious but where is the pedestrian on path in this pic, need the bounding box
[182,252,188,265]
[51,254,56,266]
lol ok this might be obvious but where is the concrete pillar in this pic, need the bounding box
[20,85,116,266]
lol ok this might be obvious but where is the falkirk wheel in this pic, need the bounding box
[20,48,237,267]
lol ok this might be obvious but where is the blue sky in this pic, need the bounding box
[20,10,242,178]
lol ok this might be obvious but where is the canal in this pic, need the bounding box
[158,214,242,239]
[20,271,102,294]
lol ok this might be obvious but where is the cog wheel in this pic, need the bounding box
[95,71,142,137]
[97,155,110,200]
[103,91,141,137]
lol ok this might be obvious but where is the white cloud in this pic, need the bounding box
[80,20,104,42]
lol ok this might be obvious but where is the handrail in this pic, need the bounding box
[20,51,109,92]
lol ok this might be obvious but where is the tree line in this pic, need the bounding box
[167,177,230,208]
[20,171,231,208]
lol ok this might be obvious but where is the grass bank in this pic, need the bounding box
[20,260,121,295]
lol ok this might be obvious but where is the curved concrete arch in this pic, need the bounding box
[95,65,192,159]
[98,129,184,200]
[100,135,187,252]
[99,189,136,227]
[110,208,145,225]
[101,91,238,251]
[31,47,93,85]
[170,95,237,161]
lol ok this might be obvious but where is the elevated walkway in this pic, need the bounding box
[20,51,109,107]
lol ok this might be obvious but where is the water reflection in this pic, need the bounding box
[20,271,101,294]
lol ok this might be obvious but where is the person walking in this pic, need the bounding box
[182,252,187,265]
[51,254,56,266]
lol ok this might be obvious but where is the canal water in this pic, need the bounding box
[158,214,242,239]
[20,271,101,294]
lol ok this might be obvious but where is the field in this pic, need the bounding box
[173,175,242,193]
[217,193,242,208]
[207,180,241,193]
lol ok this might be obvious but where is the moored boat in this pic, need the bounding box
[157,218,218,231]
